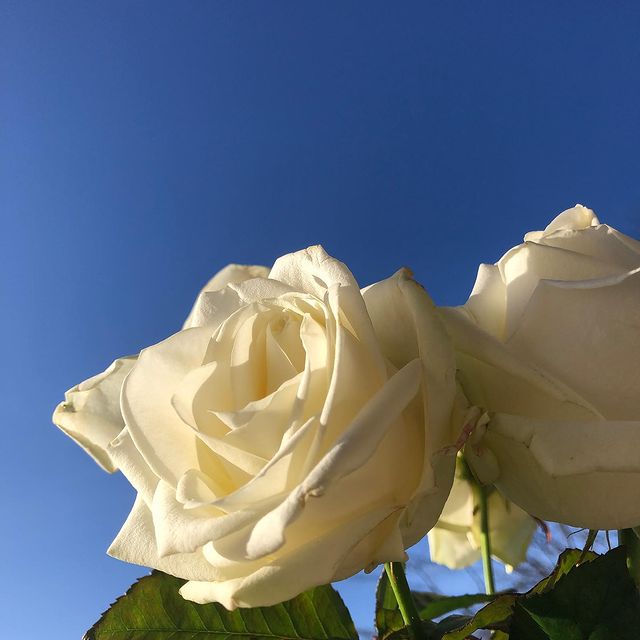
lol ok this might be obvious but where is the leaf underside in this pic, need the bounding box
[84,571,358,640]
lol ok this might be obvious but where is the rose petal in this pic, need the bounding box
[399,447,457,549]
[150,480,281,556]
[439,307,600,421]
[435,473,474,528]
[499,240,622,339]
[107,496,227,581]
[265,322,301,392]
[312,316,386,460]
[523,205,599,242]
[464,264,507,340]
[107,428,159,505]
[485,412,640,529]
[176,468,227,507]
[508,267,640,420]
[205,415,320,516]
[121,327,214,486]
[179,504,403,609]
[270,246,387,373]
[52,356,136,472]
[363,269,457,452]
[428,527,479,570]
[244,359,422,560]
[269,245,358,298]
[229,277,295,304]
[473,492,535,569]
[183,264,270,329]
[533,224,640,269]
[217,376,304,460]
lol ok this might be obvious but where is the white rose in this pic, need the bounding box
[54,246,460,609]
[428,459,535,572]
[440,205,640,530]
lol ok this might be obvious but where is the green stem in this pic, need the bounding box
[384,562,424,640]
[474,483,496,595]
[618,529,640,588]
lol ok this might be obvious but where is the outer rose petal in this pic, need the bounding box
[107,428,159,505]
[530,223,640,269]
[499,240,620,339]
[362,269,457,450]
[108,496,226,582]
[400,448,457,549]
[179,504,403,609]
[507,267,640,420]
[362,269,459,547]
[52,356,136,472]
[439,307,599,421]
[484,413,640,530]
[465,264,507,340]
[122,326,215,486]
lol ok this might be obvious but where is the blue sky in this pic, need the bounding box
[2,1,640,637]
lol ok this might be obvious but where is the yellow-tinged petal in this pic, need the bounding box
[52,356,136,472]
[485,413,640,529]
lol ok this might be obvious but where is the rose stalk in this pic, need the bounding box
[473,482,495,595]
[385,561,425,640]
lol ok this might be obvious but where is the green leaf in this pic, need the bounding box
[510,546,640,640]
[384,616,474,640]
[414,592,497,621]
[441,595,517,640]
[529,547,598,595]
[439,549,600,638]
[85,571,358,640]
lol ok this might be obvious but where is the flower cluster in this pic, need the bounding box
[54,205,640,607]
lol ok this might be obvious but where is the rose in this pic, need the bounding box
[428,458,535,571]
[440,205,640,530]
[54,246,460,609]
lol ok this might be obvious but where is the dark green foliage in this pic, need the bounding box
[414,592,497,621]
[85,571,358,640]
[529,548,598,595]
[510,547,640,639]
[376,548,640,640]
[440,595,516,640]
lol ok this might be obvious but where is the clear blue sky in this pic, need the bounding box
[2,2,640,637]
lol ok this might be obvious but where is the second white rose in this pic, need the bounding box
[441,206,640,530]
